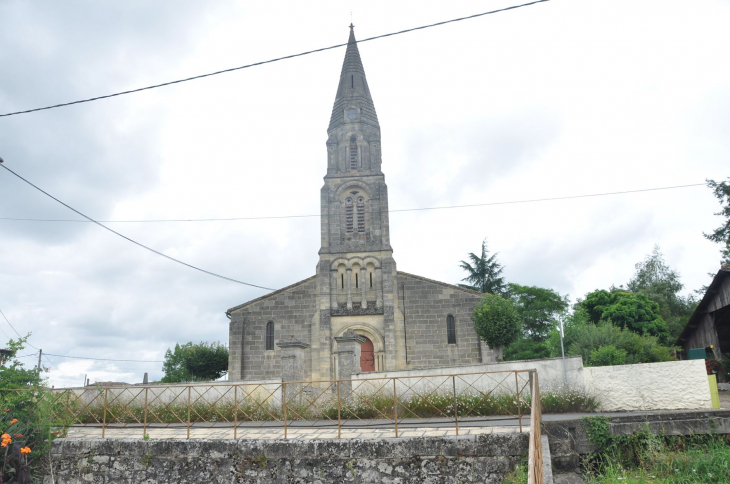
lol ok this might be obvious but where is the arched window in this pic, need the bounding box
[356,197,365,232]
[350,137,358,170]
[265,322,274,351]
[446,315,456,344]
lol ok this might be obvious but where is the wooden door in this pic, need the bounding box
[360,337,375,372]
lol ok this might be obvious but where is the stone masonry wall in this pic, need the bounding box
[229,277,317,381]
[46,434,528,484]
[397,272,484,370]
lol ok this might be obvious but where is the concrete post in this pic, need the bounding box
[334,331,365,398]
[277,336,311,404]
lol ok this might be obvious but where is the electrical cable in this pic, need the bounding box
[42,354,79,382]
[0,307,40,349]
[0,0,551,118]
[0,182,706,223]
[0,163,276,291]
[43,353,163,363]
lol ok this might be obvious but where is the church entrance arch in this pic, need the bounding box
[360,337,375,372]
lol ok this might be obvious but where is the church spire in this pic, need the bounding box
[328,25,379,132]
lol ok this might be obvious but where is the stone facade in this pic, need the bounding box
[227,26,492,383]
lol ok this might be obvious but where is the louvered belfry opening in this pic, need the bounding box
[350,137,358,170]
[356,197,365,232]
[345,197,354,233]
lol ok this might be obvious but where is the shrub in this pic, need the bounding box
[588,345,627,366]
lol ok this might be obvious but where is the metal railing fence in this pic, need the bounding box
[0,368,542,441]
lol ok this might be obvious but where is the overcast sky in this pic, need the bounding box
[1,0,728,387]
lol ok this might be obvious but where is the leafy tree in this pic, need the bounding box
[704,178,730,265]
[472,293,520,359]
[627,246,696,343]
[508,283,569,342]
[161,341,228,383]
[580,289,667,338]
[503,337,551,361]
[459,239,506,295]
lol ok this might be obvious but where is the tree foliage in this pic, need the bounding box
[565,322,674,366]
[580,289,667,338]
[627,246,696,343]
[508,283,568,342]
[459,239,506,295]
[503,337,551,361]
[704,178,730,265]
[471,293,520,350]
[161,341,228,383]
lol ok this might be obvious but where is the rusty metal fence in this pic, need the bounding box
[0,369,542,441]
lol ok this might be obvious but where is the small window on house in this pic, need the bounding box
[447,315,456,345]
[345,197,354,233]
[265,322,275,351]
[357,197,365,232]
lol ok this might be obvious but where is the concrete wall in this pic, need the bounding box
[352,356,585,397]
[58,380,283,408]
[397,272,485,369]
[46,434,528,484]
[229,277,318,381]
[584,360,712,411]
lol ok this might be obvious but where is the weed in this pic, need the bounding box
[346,459,358,483]
[143,433,150,441]
[140,452,152,468]
[252,453,268,468]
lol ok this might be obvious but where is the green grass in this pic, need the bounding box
[585,432,730,483]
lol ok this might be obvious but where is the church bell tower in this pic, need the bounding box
[314,25,402,380]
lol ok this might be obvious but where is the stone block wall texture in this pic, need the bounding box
[229,277,318,381]
[45,434,528,484]
[397,273,484,369]
[584,359,712,411]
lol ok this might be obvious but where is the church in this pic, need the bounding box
[227,26,496,383]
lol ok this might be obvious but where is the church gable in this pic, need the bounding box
[398,272,485,370]
[227,276,317,381]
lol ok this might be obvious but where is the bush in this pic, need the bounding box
[503,337,551,361]
[588,345,627,366]
[565,322,675,366]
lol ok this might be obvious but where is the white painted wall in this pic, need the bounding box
[350,357,585,399]
[584,360,712,411]
[58,379,284,407]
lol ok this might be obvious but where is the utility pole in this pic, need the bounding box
[559,317,568,387]
[37,349,42,371]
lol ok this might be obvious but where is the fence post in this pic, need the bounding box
[102,388,108,439]
[234,385,238,440]
[515,372,522,433]
[337,380,342,439]
[143,387,149,439]
[392,378,399,438]
[65,390,71,425]
[282,383,288,440]
[452,375,459,436]
[187,386,191,439]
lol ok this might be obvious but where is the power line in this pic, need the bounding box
[0,182,706,223]
[0,307,39,350]
[0,163,276,291]
[44,353,163,363]
[0,0,550,118]
[42,354,79,382]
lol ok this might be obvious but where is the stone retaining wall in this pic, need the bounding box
[45,434,528,483]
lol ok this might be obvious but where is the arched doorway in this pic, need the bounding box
[360,336,375,372]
